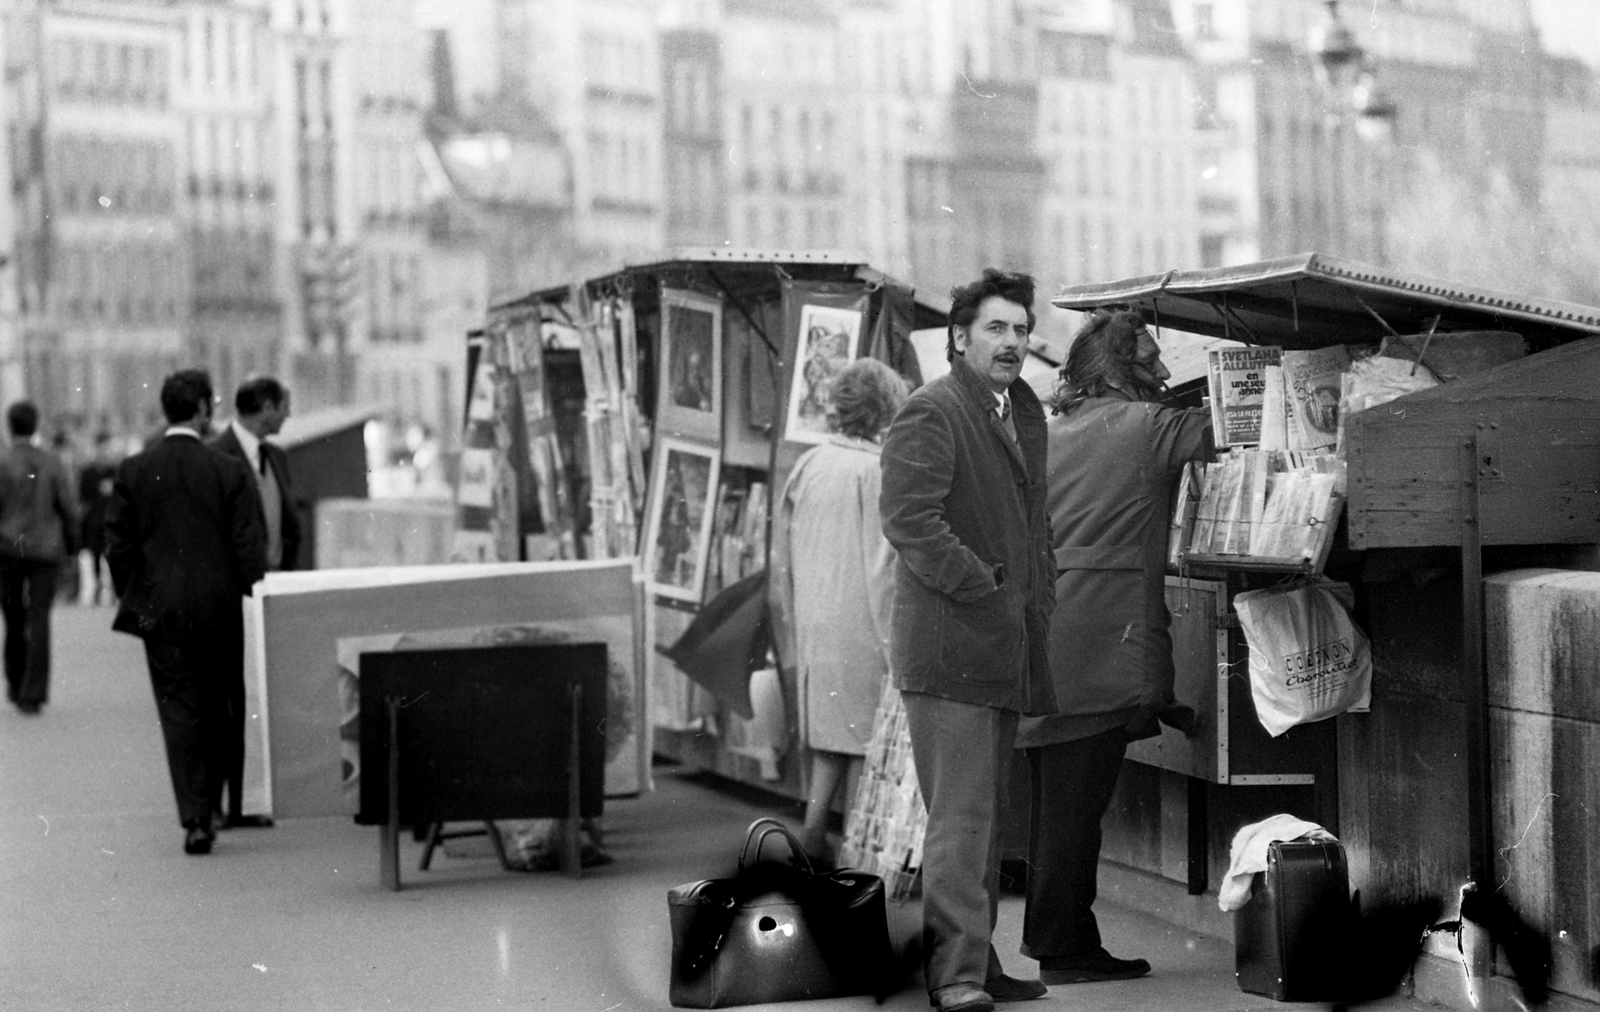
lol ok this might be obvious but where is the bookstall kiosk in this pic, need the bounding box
[1054,253,1600,1007]
[457,249,947,805]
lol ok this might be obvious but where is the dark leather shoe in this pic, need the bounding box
[929,982,994,1012]
[183,826,215,855]
[1038,948,1150,984]
[984,973,1047,1001]
[223,814,275,829]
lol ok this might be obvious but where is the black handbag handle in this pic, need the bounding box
[737,817,815,876]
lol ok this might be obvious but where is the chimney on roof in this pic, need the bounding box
[429,28,458,120]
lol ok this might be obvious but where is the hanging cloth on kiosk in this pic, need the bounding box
[661,569,771,721]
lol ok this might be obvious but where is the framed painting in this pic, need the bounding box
[783,302,863,445]
[642,436,721,603]
[657,288,722,442]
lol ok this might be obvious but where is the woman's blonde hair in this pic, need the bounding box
[829,358,910,439]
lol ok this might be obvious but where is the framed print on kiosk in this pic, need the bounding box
[657,288,723,443]
[783,302,863,445]
[642,436,721,604]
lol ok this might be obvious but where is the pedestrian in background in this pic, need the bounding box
[106,370,266,855]
[879,269,1057,1012]
[772,357,908,865]
[1017,310,1212,985]
[208,375,298,830]
[210,376,300,573]
[49,427,83,604]
[77,431,120,606]
[0,402,80,715]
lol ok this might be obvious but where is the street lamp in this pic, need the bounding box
[1308,0,1398,140]
[1309,0,1363,91]
[1351,67,1398,143]
[1306,0,1398,265]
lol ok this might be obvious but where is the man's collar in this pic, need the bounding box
[164,425,203,440]
[230,419,262,459]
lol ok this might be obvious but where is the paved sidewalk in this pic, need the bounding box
[0,604,1434,1011]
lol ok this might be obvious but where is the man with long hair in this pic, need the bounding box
[1017,310,1212,984]
[880,269,1057,1012]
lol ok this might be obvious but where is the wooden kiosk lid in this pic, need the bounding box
[1051,253,1600,351]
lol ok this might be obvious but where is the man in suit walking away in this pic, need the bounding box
[208,375,299,829]
[0,401,80,715]
[105,370,266,855]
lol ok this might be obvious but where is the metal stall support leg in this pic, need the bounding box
[382,695,402,891]
[1311,718,1341,837]
[1187,776,1209,896]
[1459,438,1492,889]
[560,683,583,880]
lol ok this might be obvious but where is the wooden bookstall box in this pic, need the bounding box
[1124,577,1317,785]
[1343,337,1600,550]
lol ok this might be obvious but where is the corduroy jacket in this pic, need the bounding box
[879,355,1057,715]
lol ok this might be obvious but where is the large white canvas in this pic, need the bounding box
[244,559,645,818]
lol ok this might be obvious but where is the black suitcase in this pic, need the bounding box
[1233,838,1351,1001]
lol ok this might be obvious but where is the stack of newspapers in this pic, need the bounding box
[1169,450,1346,571]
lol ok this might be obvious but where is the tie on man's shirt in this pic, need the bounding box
[997,394,1017,443]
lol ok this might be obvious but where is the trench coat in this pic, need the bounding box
[1017,395,1212,748]
[771,435,895,755]
[879,356,1056,715]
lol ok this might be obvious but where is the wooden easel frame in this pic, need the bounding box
[380,683,587,890]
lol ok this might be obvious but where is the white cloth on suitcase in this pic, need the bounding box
[1218,815,1336,911]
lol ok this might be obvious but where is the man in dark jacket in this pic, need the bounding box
[208,376,298,830]
[1018,309,1213,984]
[880,269,1057,1012]
[211,376,300,573]
[106,370,266,855]
[0,402,80,714]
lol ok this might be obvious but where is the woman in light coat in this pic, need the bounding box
[773,357,909,863]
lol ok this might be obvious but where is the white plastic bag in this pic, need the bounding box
[1336,354,1439,453]
[1235,579,1371,737]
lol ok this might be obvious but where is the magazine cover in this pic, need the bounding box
[1206,346,1283,446]
[1282,345,1351,451]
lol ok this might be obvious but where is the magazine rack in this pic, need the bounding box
[1054,254,1600,900]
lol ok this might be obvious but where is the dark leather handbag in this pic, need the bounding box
[667,817,895,1008]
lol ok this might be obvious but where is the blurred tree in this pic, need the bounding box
[1385,150,1600,308]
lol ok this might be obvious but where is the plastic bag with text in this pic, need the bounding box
[1235,579,1371,737]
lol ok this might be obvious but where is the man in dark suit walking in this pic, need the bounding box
[105,370,266,855]
[208,375,299,829]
